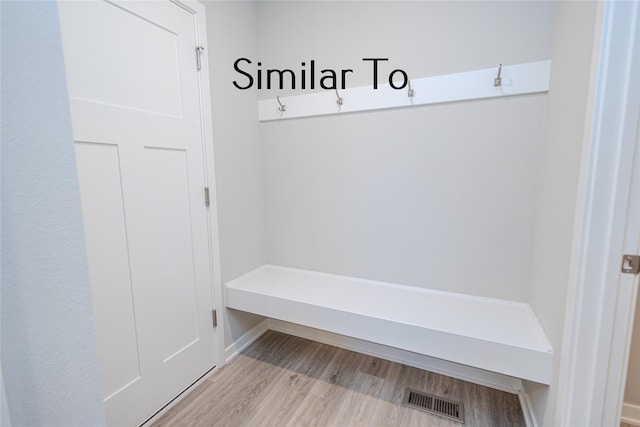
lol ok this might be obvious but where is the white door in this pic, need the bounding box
[58,1,217,425]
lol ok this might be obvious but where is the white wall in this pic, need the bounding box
[259,1,553,301]
[255,1,552,97]
[204,1,267,347]
[203,5,608,425]
[0,1,105,425]
[525,1,599,424]
[0,18,6,419]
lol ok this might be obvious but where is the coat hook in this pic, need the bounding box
[407,78,414,97]
[277,96,286,112]
[335,88,343,106]
[494,64,503,87]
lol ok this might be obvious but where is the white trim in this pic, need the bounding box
[267,319,523,394]
[222,316,527,393]
[258,60,551,121]
[555,1,640,425]
[553,0,606,420]
[518,391,539,427]
[180,0,227,368]
[622,403,640,426]
[222,317,538,426]
[224,319,270,363]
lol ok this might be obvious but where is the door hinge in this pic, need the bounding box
[204,187,210,207]
[195,46,205,71]
[212,309,217,327]
[621,255,640,274]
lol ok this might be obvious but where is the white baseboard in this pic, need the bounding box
[224,319,270,363]
[222,318,537,426]
[518,391,538,427]
[622,402,640,426]
[267,319,524,394]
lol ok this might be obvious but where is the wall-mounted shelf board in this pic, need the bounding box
[258,60,551,121]
[225,264,553,384]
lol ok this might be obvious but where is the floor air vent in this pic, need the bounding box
[403,388,465,423]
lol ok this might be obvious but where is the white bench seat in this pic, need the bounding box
[224,265,553,384]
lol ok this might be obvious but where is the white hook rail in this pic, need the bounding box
[258,60,551,122]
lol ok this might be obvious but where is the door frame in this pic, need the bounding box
[555,1,639,425]
[173,0,226,369]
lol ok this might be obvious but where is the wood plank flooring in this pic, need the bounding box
[152,331,526,427]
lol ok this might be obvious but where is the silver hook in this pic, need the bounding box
[494,64,502,87]
[335,88,343,106]
[277,96,286,112]
[407,78,414,97]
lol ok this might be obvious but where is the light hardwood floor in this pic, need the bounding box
[152,331,526,426]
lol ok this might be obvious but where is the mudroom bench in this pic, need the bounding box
[224,264,552,384]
